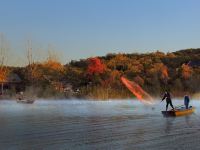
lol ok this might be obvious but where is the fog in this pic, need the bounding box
[0,99,199,149]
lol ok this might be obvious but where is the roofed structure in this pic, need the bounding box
[187,60,200,67]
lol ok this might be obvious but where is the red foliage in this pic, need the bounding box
[87,57,105,75]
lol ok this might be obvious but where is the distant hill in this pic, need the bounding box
[1,48,200,99]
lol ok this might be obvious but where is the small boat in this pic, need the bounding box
[162,106,195,117]
[16,92,35,104]
[16,99,35,104]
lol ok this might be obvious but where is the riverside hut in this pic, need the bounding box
[0,73,21,95]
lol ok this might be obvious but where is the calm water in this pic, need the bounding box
[0,99,200,150]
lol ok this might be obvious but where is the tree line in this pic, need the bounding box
[1,47,200,99]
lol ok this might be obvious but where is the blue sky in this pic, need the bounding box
[1,0,200,66]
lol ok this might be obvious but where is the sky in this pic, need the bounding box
[1,0,200,66]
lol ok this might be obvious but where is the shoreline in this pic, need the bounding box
[0,97,199,101]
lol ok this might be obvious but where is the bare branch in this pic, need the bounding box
[26,40,33,66]
[0,33,9,68]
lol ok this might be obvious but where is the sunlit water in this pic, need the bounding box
[0,99,200,150]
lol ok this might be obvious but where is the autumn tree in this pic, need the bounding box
[30,57,64,82]
[85,57,106,86]
[181,64,192,79]
[160,64,169,82]
[0,33,10,83]
[100,70,121,88]
[87,57,105,75]
[107,54,130,71]
[134,75,144,86]
[147,63,169,81]
[0,68,9,82]
[64,65,85,88]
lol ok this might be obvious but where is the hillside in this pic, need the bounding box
[1,49,200,99]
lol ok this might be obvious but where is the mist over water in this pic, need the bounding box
[0,99,200,150]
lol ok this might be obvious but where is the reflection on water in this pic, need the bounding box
[165,117,175,133]
[0,99,200,149]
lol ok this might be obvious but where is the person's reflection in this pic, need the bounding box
[165,117,175,133]
[185,115,192,127]
[164,115,192,133]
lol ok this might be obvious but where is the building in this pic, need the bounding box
[0,73,22,95]
[187,60,200,67]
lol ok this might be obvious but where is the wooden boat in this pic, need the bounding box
[16,99,35,104]
[162,106,195,117]
[16,92,35,104]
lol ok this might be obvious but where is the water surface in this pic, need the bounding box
[0,99,199,150]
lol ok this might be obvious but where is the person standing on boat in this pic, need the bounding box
[184,95,190,109]
[161,91,175,111]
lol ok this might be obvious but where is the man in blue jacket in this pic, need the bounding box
[184,95,190,109]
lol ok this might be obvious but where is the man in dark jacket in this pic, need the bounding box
[161,91,174,111]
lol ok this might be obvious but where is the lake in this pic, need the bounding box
[0,99,199,150]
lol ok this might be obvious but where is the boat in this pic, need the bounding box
[16,99,35,104]
[162,106,195,117]
[16,92,35,104]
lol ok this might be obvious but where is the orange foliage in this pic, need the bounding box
[107,54,130,69]
[110,70,121,80]
[29,64,43,80]
[87,57,105,75]
[28,59,64,81]
[43,59,64,72]
[160,65,169,80]
[114,54,129,62]
[147,63,169,80]
[132,64,143,73]
[101,70,120,87]
[181,64,192,79]
[0,68,9,82]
